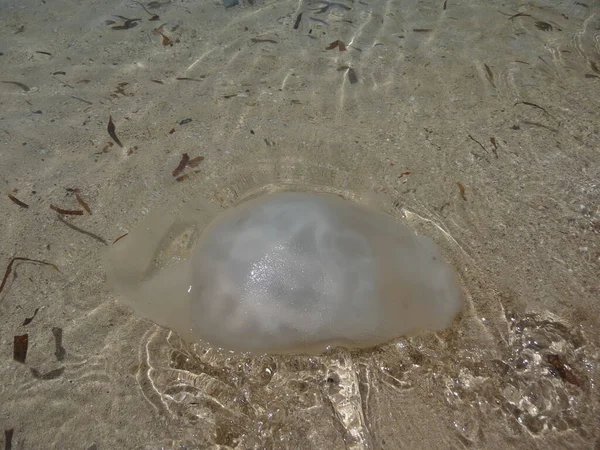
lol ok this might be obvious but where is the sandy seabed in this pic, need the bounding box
[1,0,599,448]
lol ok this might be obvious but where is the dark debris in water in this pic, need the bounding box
[7,193,29,209]
[132,1,160,21]
[172,153,190,177]
[1,81,31,92]
[56,214,107,245]
[22,308,40,326]
[547,354,581,387]
[337,66,358,84]
[172,153,204,181]
[293,12,303,29]
[326,40,346,51]
[251,37,278,44]
[107,115,123,147]
[534,21,553,32]
[50,204,83,215]
[53,327,66,361]
[110,17,141,30]
[1,257,60,295]
[4,428,14,450]
[456,182,467,201]
[13,335,28,363]
[483,63,495,88]
[30,367,65,380]
[75,193,92,215]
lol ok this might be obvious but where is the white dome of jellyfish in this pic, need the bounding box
[103,189,464,354]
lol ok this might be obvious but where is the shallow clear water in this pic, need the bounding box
[0,0,598,448]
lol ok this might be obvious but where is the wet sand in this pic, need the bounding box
[1,0,599,448]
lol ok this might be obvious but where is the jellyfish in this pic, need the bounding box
[103,191,464,354]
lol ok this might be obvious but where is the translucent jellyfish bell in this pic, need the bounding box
[103,191,464,354]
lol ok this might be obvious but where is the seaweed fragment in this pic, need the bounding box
[489,137,498,158]
[7,193,28,209]
[188,156,204,167]
[412,28,432,32]
[75,193,92,215]
[467,134,490,155]
[172,153,190,177]
[456,182,467,201]
[176,77,205,82]
[179,118,192,125]
[547,354,580,386]
[443,0,447,10]
[56,215,107,245]
[326,40,346,51]
[514,100,553,117]
[172,153,204,180]
[294,12,303,29]
[251,38,278,44]
[508,12,532,20]
[5,428,14,450]
[23,307,40,326]
[107,115,123,147]
[111,18,141,30]
[50,204,83,215]
[1,81,31,92]
[52,327,66,361]
[113,233,129,244]
[13,334,28,363]
[484,63,495,88]
[71,96,93,105]
[1,257,60,295]
[521,120,558,132]
[153,27,172,45]
[147,1,171,7]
